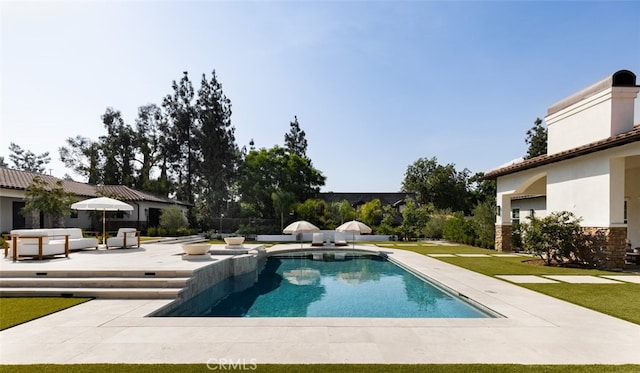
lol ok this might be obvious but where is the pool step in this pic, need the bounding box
[0,269,193,278]
[0,270,193,299]
[0,277,190,288]
[0,287,181,299]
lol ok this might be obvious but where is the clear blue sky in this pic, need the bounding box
[2,1,639,192]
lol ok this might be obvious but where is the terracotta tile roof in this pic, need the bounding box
[0,167,188,205]
[484,125,640,179]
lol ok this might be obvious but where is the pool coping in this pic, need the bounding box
[1,243,639,364]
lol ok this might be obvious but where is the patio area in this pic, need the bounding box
[1,241,639,364]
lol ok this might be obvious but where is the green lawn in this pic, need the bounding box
[379,242,640,325]
[0,297,91,330]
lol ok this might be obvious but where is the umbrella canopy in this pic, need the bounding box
[71,197,134,245]
[336,220,372,249]
[336,220,372,234]
[283,220,320,234]
[283,220,319,248]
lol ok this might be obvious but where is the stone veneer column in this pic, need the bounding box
[604,227,627,269]
[495,225,512,252]
[583,226,627,269]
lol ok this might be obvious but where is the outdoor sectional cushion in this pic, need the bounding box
[7,228,98,258]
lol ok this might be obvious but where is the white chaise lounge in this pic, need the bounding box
[311,233,324,247]
[105,228,141,249]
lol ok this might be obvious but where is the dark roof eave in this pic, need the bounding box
[484,128,640,179]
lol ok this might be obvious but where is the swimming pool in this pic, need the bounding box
[163,255,495,318]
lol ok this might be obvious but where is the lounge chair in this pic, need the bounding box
[311,233,324,246]
[105,228,140,249]
[334,232,348,247]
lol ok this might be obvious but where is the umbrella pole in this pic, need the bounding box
[102,210,106,246]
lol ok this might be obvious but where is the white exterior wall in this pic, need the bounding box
[547,88,613,154]
[546,154,612,227]
[546,86,639,154]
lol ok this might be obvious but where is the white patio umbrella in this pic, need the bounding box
[71,197,134,245]
[336,220,372,249]
[283,220,320,248]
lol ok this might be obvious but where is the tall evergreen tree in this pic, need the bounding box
[134,104,171,194]
[162,71,197,206]
[284,116,308,157]
[59,136,102,184]
[8,143,50,173]
[99,108,136,187]
[525,117,547,159]
[194,70,239,228]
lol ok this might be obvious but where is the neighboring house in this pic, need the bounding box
[484,70,640,269]
[0,167,190,233]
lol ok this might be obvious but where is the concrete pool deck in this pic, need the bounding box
[1,242,639,365]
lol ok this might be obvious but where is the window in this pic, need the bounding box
[511,209,520,225]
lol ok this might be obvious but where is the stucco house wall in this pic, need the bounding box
[486,70,640,269]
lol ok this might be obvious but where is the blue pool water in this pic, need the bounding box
[168,256,493,318]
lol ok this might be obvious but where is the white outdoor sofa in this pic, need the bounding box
[105,228,141,249]
[4,228,99,261]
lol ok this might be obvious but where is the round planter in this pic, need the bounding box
[224,237,245,246]
[182,243,211,255]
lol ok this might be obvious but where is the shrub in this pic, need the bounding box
[147,226,157,237]
[159,205,188,233]
[443,214,476,245]
[423,214,446,239]
[472,201,495,249]
[520,211,582,266]
[156,226,166,237]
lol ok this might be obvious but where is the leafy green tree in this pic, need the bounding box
[238,146,325,219]
[8,143,50,173]
[159,205,189,235]
[401,157,470,213]
[272,190,296,231]
[284,115,308,157]
[59,136,102,184]
[23,176,75,228]
[334,200,356,225]
[358,199,383,227]
[468,172,496,206]
[378,204,399,236]
[398,199,427,240]
[294,198,332,228]
[525,117,547,159]
[195,70,240,228]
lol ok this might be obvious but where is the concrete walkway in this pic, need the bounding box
[1,242,639,365]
